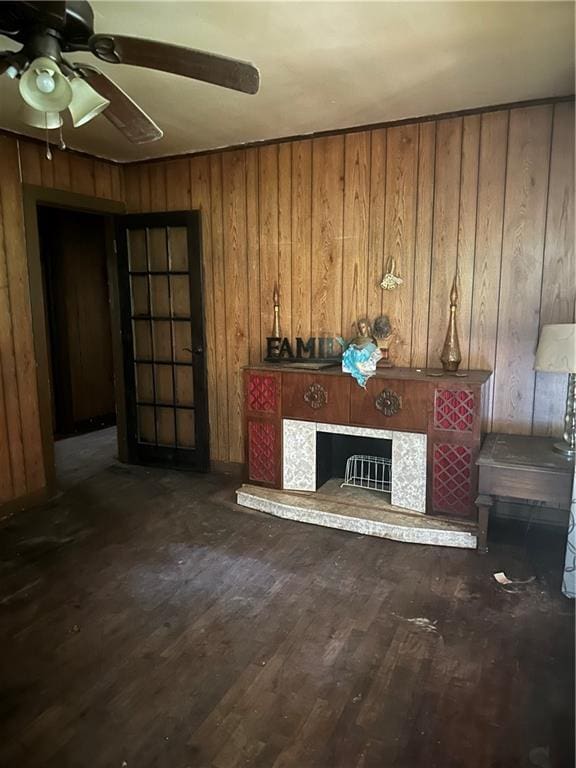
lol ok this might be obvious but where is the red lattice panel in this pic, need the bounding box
[248,374,277,413]
[248,421,277,484]
[432,443,473,516]
[434,389,475,432]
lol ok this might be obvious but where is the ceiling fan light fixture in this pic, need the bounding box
[68,76,110,127]
[19,57,73,112]
[19,103,63,130]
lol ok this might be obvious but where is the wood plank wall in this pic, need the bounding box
[0,100,573,509]
[124,101,575,465]
[0,136,122,507]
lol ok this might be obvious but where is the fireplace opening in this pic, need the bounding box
[316,433,393,503]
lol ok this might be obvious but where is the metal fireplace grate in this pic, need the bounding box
[341,454,392,493]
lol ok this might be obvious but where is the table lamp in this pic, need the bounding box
[535,323,576,457]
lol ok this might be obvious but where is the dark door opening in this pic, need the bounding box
[38,206,116,439]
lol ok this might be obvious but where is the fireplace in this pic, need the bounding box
[239,366,491,549]
[316,432,393,496]
[282,420,427,514]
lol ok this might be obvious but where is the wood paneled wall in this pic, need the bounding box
[0,137,122,507]
[0,100,574,509]
[124,101,575,465]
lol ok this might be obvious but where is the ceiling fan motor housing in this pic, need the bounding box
[0,0,95,72]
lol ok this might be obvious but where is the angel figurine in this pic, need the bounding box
[336,318,382,388]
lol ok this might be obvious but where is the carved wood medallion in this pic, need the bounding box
[303,383,328,410]
[375,389,402,416]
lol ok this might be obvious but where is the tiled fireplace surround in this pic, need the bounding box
[240,366,492,532]
[283,419,427,514]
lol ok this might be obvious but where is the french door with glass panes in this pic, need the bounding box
[116,212,208,469]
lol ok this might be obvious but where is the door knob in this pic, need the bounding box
[184,346,203,355]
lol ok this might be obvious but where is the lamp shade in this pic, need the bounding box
[68,77,110,127]
[19,104,63,129]
[534,324,576,373]
[19,57,73,112]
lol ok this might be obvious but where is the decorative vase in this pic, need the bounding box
[377,338,394,368]
[440,274,462,373]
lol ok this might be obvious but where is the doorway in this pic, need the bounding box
[25,190,210,497]
[38,206,116,438]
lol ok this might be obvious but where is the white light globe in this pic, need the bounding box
[36,71,56,94]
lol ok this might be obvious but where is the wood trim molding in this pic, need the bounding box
[125,95,575,167]
[2,95,573,167]
[22,186,127,497]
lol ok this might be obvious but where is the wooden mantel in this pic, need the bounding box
[244,365,492,519]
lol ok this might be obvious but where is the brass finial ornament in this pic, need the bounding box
[272,283,281,340]
[440,272,462,372]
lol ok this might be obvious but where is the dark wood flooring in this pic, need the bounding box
[0,431,574,768]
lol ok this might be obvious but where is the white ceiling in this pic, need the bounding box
[0,1,573,162]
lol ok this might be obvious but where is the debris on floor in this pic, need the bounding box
[393,614,440,634]
[494,571,536,587]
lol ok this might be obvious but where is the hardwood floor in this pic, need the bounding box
[0,435,573,768]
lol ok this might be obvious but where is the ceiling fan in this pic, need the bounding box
[0,0,260,145]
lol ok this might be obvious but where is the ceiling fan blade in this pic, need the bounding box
[75,64,163,144]
[89,34,260,95]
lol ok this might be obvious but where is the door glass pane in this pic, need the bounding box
[128,229,147,271]
[131,276,149,316]
[136,363,154,401]
[173,323,192,362]
[138,405,155,443]
[170,275,190,317]
[156,407,175,446]
[133,320,152,359]
[175,365,194,406]
[150,275,170,316]
[176,409,195,447]
[155,364,174,404]
[168,227,188,271]
[152,321,172,362]
[148,228,168,271]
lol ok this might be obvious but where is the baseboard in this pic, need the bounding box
[0,486,53,520]
[210,460,244,479]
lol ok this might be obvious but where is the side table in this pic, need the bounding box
[475,433,574,553]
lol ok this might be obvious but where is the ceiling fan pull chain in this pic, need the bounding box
[44,120,52,161]
[58,122,66,151]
